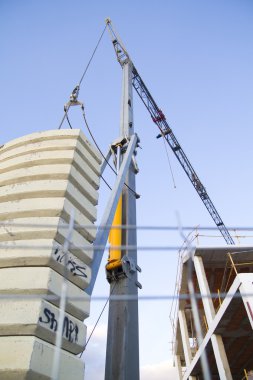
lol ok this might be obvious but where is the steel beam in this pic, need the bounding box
[193,256,232,380]
[105,61,140,380]
[86,133,138,295]
[100,148,112,175]
[239,273,253,329]
[178,310,193,368]
[175,355,183,380]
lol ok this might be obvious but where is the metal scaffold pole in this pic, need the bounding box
[105,61,140,380]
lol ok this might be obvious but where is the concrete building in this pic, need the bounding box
[173,246,253,380]
[0,129,101,379]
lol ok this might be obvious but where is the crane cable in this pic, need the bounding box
[57,23,139,198]
[79,281,117,357]
[62,110,112,190]
[78,24,107,87]
[81,109,140,198]
[58,24,107,130]
[61,101,139,197]
[161,134,177,189]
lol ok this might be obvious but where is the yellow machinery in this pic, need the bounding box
[106,195,122,271]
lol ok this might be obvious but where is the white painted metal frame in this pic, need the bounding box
[181,269,253,379]
[193,256,232,380]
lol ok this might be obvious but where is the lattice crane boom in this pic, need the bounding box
[106,19,234,245]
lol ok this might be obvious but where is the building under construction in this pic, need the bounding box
[172,245,253,380]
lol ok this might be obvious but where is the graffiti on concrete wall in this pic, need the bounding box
[39,307,79,343]
[53,248,88,278]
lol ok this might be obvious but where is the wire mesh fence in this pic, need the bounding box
[1,221,253,379]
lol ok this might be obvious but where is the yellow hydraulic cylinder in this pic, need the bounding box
[106,195,122,271]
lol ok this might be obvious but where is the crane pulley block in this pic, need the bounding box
[156,128,172,139]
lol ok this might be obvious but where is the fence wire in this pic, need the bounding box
[1,221,253,380]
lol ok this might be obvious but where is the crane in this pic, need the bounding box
[106,19,234,245]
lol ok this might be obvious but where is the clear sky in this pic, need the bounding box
[1,1,253,379]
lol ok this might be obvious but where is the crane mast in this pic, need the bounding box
[106,19,234,245]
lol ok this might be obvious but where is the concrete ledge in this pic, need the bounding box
[0,335,84,379]
[0,267,90,320]
[0,299,86,354]
[0,239,91,289]
[0,128,101,164]
[0,137,101,176]
[0,163,99,205]
[0,150,100,190]
[0,217,94,264]
[0,196,97,242]
[0,178,98,209]
[0,184,97,223]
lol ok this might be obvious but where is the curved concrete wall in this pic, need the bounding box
[0,129,101,379]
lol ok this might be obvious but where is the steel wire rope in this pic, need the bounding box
[2,242,253,254]
[78,24,107,87]
[162,134,176,188]
[79,281,117,357]
[59,107,138,195]
[1,291,253,301]
[53,25,140,199]
[58,24,107,130]
[65,112,73,129]
[2,222,253,230]
[58,104,112,190]
[81,109,139,198]
[58,105,70,130]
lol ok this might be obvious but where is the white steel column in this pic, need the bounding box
[193,256,232,380]
[175,355,183,380]
[178,310,193,367]
[239,273,253,330]
[178,310,197,380]
[193,257,215,322]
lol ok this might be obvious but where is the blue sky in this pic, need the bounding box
[1,1,253,379]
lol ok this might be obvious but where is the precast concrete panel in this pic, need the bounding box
[0,299,86,354]
[0,336,85,379]
[0,180,97,220]
[0,163,99,205]
[0,129,101,164]
[0,196,96,243]
[0,216,94,264]
[0,149,100,189]
[0,195,96,226]
[0,266,90,320]
[0,137,101,176]
[0,129,102,379]
[0,239,91,289]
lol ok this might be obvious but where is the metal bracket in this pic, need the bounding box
[111,136,128,152]
[106,255,142,289]
[111,136,140,174]
[64,85,84,111]
[121,255,142,289]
